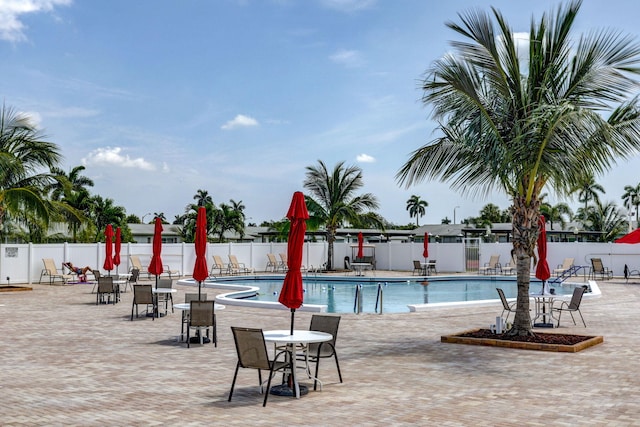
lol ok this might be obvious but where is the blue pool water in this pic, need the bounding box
[208,276,576,314]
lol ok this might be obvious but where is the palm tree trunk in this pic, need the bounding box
[507,195,540,336]
[326,229,335,270]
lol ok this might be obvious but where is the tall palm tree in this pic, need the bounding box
[405,195,428,226]
[621,183,640,223]
[0,105,61,238]
[397,0,640,336]
[570,173,605,213]
[304,160,382,270]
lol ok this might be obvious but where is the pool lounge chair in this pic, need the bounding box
[228,255,250,275]
[278,253,288,272]
[129,255,150,278]
[553,258,575,277]
[479,255,501,275]
[211,255,228,275]
[265,253,279,272]
[39,258,74,284]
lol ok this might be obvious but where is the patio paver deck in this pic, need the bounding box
[1,273,639,426]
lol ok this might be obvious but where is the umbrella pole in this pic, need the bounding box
[198,281,202,301]
[290,309,295,335]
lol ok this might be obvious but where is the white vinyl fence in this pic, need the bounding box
[1,241,638,284]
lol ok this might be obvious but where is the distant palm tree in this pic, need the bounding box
[47,165,94,242]
[405,195,428,226]
[0,105,61,240]
[153,212,167,223]
[90,196,126,241]
[397,1,640,335]
[540,202,572,231]
[193,189,213,207]
[621,183,640,223]
[581,200,627,242]
[304,160,382,270]
[570,173,605,213]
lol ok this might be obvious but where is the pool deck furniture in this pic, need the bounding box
[263,329,333,399]
[350,262,371,276]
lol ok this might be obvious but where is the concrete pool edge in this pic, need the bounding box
[408,280,601,311]
[177,276,601,313]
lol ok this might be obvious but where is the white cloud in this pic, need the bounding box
[329,49,364,68]
[221,114,259,130]
[356,153,375,163]
[81,147,156,171]
[0,0,72,42]
[320,0,376,13]
[17,110,42,127]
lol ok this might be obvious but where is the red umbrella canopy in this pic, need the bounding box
[192,207,209,283]
[103,224,114,271]
[278,191,309,312]
[113,227,121,266]
[357,232,364,258]
[615,228,640,243]
[148,217,164,276]
[423,232,429,259]
[535,216,550,282]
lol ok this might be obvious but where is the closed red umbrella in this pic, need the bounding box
[534,215,552,327]
[535,216,550,284]
[357,232,364,259]
[193,207,209,300]
[279,191,309,334]
[423,232,429,261]
[103,224,114,274]
[113,227,121,275]
[148,217,164,288]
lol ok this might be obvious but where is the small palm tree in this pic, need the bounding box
[405,195,428,226]
[397,1,640,335]
[304,160,382,270]
[582,200,627,242]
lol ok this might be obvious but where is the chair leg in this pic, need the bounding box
[569,311,577,326]
[556,310,562,328]
[228,363,240,402]
[333,352,343,383]
[578,310,586,327]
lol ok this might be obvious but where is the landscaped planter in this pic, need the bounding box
[441,328,604,352]
[0,286,32,292]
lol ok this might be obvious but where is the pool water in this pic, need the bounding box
[218,276,576,314]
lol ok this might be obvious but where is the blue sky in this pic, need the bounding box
[2,0,640,226]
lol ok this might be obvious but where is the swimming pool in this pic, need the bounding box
[179,275,591,314]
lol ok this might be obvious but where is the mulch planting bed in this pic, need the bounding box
[442,328,603,352]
